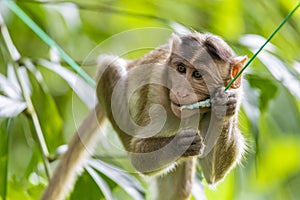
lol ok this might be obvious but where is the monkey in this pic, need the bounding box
[42,32,247,200]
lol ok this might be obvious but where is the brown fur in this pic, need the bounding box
[42,32,246,200]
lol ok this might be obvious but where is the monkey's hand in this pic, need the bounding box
[211,87,238,118]
[130,129,204,175]
[173,129,204,157]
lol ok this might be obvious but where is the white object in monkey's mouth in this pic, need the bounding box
[180,98,211,110]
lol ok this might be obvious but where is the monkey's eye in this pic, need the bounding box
[177,64,186,73]
[192,70,202,79]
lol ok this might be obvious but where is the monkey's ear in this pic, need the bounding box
[169,33,182,52]
[228,56,247,89]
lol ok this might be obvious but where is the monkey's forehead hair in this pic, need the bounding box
[176,32,235,63]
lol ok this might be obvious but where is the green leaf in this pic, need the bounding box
[267,87,300,133]
[249,135,300,190]
[0,119,10,199]
[38,59,96,109]
[86,166,114,200]
[241,81,261,156]
[204,171,235,200]
[6,177,44,200]
[0,95,27,118]
[88,159,144,200]
[240,34,300,100]
[0,68,22,100]
[241,81,261,131]
[70,170,105,200]
[191,178,206,200]
[246,74,278,112]
[258,51,300,100]
[27,67,63,153]
[0,65,26,118]
[7,179,31,200]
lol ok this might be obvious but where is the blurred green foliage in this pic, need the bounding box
[0,0,300,200]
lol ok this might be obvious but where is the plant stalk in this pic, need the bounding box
[225,2,300,91]
[17,67,51,180]
[5,0,96,88]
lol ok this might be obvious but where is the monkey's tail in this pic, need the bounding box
[41,104,105,200]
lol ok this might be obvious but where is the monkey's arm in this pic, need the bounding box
[199,88,246,184]
[41,105,105,200]
[130,129,203,175]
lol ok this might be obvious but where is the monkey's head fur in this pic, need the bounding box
[167,32,246,118]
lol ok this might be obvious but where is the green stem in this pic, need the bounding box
[0,10,51,180]
[4,0,96,88]
[225,2,300,91]
[0,13,20,62]
[17,67,51,180]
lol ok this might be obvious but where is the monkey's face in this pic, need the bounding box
[168,58,212,119]
[167,33,246,119]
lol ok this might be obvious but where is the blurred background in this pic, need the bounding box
[0,0,300,199]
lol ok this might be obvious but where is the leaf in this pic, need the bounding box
[0,95,27,118]
[7,64,22,95]
[267,87,300,133]
[47,3,81,31]
[38,59,97,109]
[23,59,48,91]
[0,70,22,100]
[257,51,300,100]
[241,81,260,149]
[294,61,300,75]
[240,34,277,52]
[0,14,21,62]
[240,34,300,100]
[26,67,63,153]
[0,119,11,199]
[88,159,145,200]
[6,181,31,200]
[192,178,207,200]
[250,136,300,190]
[17,67,32,97]
[85,166,114,200]
[169,21,192,35]
[246,74,278,112]
[70,170,105,200]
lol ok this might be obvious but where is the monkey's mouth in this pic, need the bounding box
[172,98,211,110]
[170,98,211,118]
[180,98,211,110]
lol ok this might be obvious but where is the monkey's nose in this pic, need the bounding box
[176,92,189,99]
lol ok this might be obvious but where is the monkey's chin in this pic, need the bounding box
[171,102,209,119]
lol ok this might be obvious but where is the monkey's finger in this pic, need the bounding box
[177,137,196,146]
[212,95,227,106]
[190,144,202,152]
[183,145,203,156]
[226,106,236,116]
[226,91,236,98]
[178,129,199,137]
[192,135,201,144]
[226,103,236,110]
[226,97,237,105]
